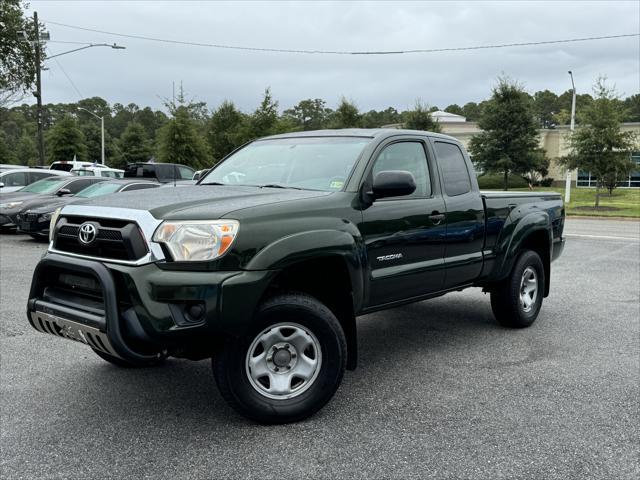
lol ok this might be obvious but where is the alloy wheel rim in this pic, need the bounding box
[519,266,538,313]
[245,323,322,400]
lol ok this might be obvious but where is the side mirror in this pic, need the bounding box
[0,182,4,188]
[372,170,416,199]
[56,188,72,196]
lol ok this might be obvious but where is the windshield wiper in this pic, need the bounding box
[201,182,227,186]
[258,184,304,190]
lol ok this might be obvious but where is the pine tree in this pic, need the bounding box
[331,98,361,128]
[118,122,153,167]
[206,101,245,162]
[157,106,209,169]
[468,78,546,190]
[45,115,87,163]
[403,101,441,133]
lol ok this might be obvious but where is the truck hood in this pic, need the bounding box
[70,185,332,220]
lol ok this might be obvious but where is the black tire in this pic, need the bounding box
[213,292,347,424]
[91,348,167,368]
[490,249,545,328]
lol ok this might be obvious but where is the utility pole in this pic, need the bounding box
[33,11,45,166]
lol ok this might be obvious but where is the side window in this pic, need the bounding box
[3,172,27,187]
[66,179,93,194]
[372,142,431,198]
[179,166,194,180]
[29,171,53,182]
[123,183,158,191]
[434,142,472,196]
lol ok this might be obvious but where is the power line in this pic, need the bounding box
[53,57,84,99]
[44,20,639,55]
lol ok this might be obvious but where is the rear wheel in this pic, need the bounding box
[213,292,347,424]
[91,348,167,368]
[490,249,545,328]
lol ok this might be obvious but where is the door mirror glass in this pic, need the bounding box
[372,170,416,199]
[56,188,72,196]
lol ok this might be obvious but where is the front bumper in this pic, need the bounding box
[16,215,49,235]
[27,253,276,362]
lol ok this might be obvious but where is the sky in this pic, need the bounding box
[25,0,640,113]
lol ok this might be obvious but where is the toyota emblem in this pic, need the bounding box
[78,223,97,245]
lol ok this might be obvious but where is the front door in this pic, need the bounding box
[360,139,446,307]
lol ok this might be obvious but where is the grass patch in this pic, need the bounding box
[484,186,640,217]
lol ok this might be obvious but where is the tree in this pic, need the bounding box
[532,90,558,128]
[468,78,546,190]
[246,87,279,138]
[15,132,37,165]
[157,91,210,169]
[0,130,17,164]
[283,98,329,130]
[559,78,638,206]
[331,98,361,128]
[444,104,464,116]
[206,100,245,161]
[45,115,86,163]
[462,102,482,121]
[0,0,43,104]
[623,94,640,123]
[403,101,441,133]
[117,122,152,168]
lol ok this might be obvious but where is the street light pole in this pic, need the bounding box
[78,107,105,165]
[566,70,577,204]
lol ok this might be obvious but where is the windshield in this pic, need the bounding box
[202,137,371,191]
[76,182,123,198]
[19,176,68,194]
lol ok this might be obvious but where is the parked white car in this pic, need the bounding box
[71,167,124,178]
[0,168,71,193]
[50,160,110,172]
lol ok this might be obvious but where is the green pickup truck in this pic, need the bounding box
[27,129,565,423]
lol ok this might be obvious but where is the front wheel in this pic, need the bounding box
[213,292,347,424]
[490,249,545,328]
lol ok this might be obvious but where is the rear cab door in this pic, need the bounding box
[428,138,485,288]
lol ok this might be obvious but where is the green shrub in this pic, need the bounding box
[477,174,529,189]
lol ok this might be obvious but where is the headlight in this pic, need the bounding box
[152,220,239,262]
[49,207,62,242]
[39,212,53,223]
[0,201,23,209]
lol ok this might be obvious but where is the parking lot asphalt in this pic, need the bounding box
[1,218,638,479]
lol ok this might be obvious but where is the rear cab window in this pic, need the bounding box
[433,141,472,196]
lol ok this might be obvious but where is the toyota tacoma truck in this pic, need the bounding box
[26,129,565,424]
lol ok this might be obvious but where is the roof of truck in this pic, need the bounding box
[261,128,461,143]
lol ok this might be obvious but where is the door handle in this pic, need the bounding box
[428,212,446,225]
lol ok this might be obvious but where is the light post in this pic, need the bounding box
[18,13,125,166]
[78,108,105,166]
[566,70,577,204]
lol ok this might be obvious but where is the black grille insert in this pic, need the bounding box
[54,216,148,261]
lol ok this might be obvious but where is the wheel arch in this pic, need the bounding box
[495,212,552,297]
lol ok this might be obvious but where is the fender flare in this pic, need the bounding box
[493,210,552,284]
[245,229,365,311]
